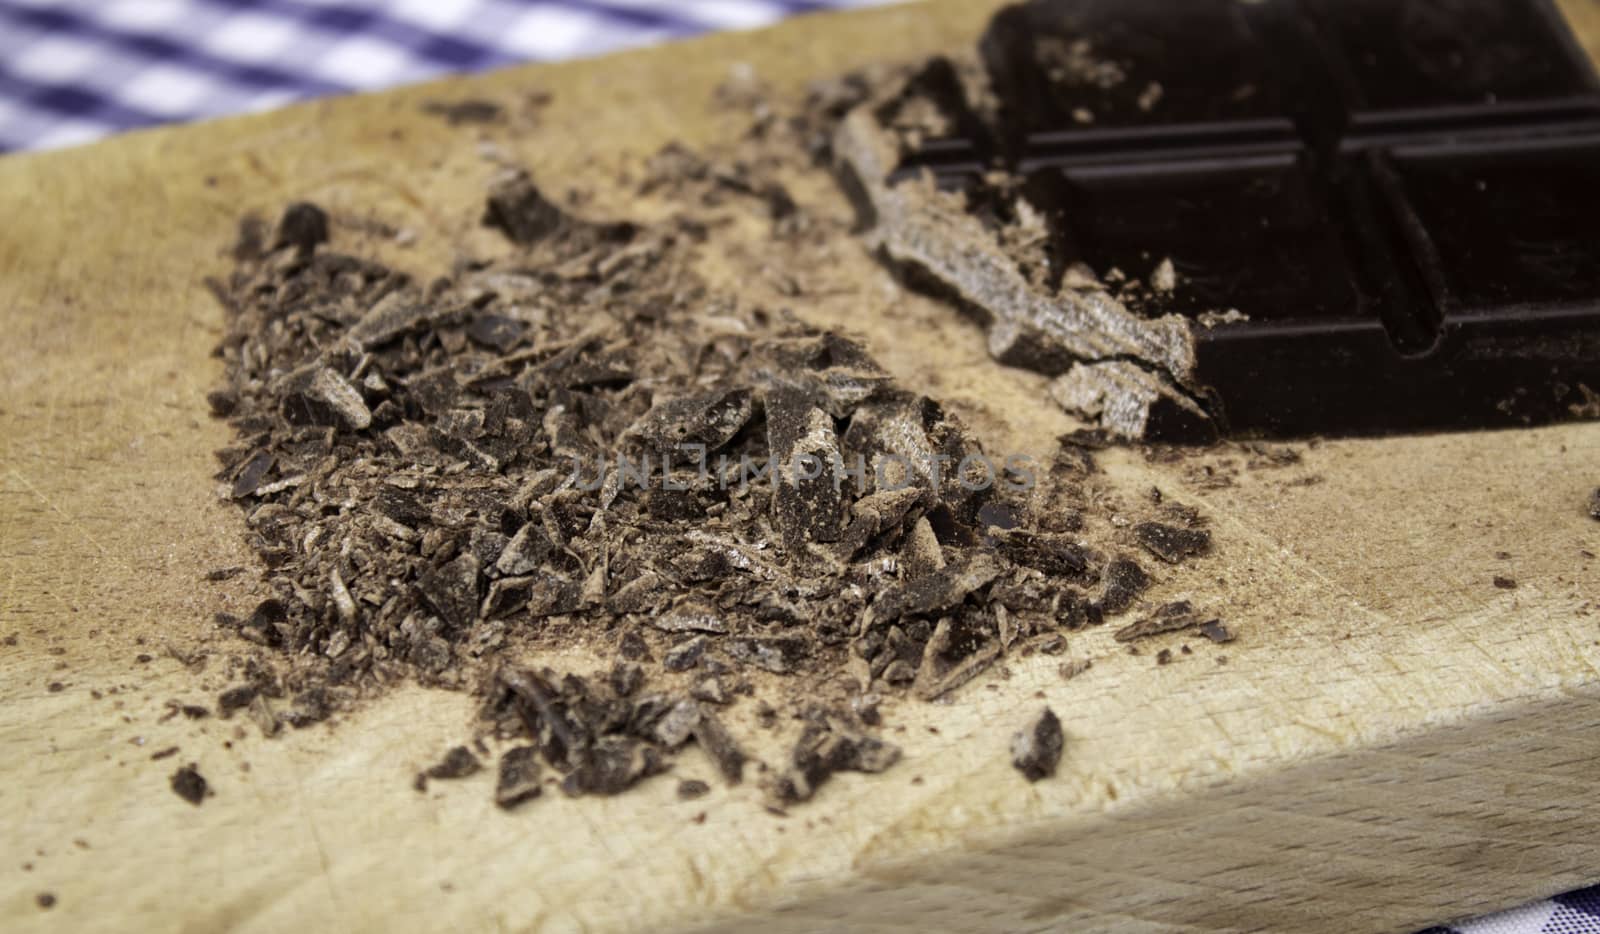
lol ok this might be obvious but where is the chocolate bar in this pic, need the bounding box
[866,0,1600,439]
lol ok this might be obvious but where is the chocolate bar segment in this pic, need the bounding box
[981,0,1293,135]
[1023,152,1362,322]
[877,0,1600,439]
[1301,0,1600,123]
[1387,134,1600,310]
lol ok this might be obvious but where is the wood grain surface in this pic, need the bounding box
[3,2,1599,932]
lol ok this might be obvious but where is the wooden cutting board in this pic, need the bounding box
[4,2,1600,932]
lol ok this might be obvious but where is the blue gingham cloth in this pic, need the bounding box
[0,3,1596,933]
[1423,887,1600,934]
[0,0,891,151]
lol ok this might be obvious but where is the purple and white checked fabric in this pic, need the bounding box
[1424,886,1600,934]
[0,2,1596,932]
[0,0,891,151]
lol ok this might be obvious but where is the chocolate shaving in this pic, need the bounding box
[1113,600,1205,642]
[692,712,747,785]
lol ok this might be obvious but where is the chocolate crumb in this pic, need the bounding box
[422,98,506,125]
[36,893,56,910]
[170,764,209,805]
[275,202,329,254]
[1058,658,1092,681]
[1493,576,1518,590]
[1010,708,1064,782]
[217,685,258,718]
[425,746,483,782]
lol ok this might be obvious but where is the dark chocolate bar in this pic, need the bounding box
[882,0,1600,439]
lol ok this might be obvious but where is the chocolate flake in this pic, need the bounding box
[912,615,1002,701]
[766,386,845,550]
[693,713,747,785]
[1095,556,1150,616]
[769,713,902,805]
[1132,522,1211,564]
[494,746,543,809]
[651,699,703,749]
[725,636,810,674]
[626,388,754,453]
[561,736,666,797]
[230,451,274,499]
[217,685,258,718]
[663,636,710,672]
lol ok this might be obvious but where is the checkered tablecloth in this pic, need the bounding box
[1,2,1596,932]
[0,0,890,151]
[1422,888,1600,934]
